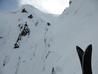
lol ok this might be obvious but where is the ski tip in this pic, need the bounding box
[83,44,93,74]
[87,44,92,50]
[76,46,83,53]
[76,46,81,51]
[86,44,92,53]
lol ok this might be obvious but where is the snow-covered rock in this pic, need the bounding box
[0,5,60,74]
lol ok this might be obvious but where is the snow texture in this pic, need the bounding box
[0,0,98,74]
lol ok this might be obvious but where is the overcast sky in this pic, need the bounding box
[0,0,69,14]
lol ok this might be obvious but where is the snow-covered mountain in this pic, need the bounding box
[0,5,60,74]
[0,0,98,74]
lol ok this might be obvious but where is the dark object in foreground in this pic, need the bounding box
[76,44,92,74]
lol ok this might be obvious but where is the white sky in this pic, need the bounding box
[21,0,69,14]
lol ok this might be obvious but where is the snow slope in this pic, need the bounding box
[0,0,98,74]
[0,5,60,74]
[51,0,98,74]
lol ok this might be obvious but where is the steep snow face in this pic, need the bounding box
[0,5,61,74]
[62,0,98,17]
[51,0,98,74]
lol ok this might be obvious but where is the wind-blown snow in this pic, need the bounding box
[0,0,98,74]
